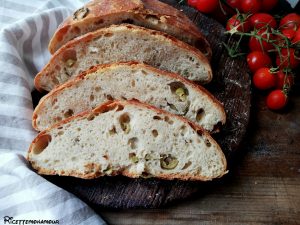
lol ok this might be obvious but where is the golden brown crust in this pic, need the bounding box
[28,100,227,181]
[48,0,211,58]
[30,165,228,181]
[32,62,225,131]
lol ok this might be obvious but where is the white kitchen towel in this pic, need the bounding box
[0,0,106,224]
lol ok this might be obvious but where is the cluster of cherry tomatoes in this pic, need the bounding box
[187,0,300,111]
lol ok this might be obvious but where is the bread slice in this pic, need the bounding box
[34,24,212,92]
[28,100,227,181]
[48,0,211,59]
[33,62,225,132]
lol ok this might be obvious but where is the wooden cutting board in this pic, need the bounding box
[40,0,251,209]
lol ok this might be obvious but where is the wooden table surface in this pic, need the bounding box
[97,85,300,224]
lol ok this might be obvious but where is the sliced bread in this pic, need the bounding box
[28,100,227,181]
[48,0,211,59]
[34,24,212,92]
[33,62,225,132]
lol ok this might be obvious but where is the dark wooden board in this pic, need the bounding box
[41,0,251,209]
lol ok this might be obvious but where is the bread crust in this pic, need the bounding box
[28,100,227,181]
[48,0,211,59]
[32,62,225,131]
[35,24,213,92]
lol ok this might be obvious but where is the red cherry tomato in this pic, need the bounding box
[292,28,300,44]
[247,51,272,72]
[210,3,231,22]
[266,90,287,110]
[194,0,219,13]
[187,0,198,7]
[275,71,294,89]
[276,48,300,69]
[279,13,300,30]
[249,13,277,29]
[226,14,250,32]
[249,29,274,52]
[281,28,296,40]
[226,0,242,10]
[261,0,278,12]
[253,67,276,90]
[241,0,262,13]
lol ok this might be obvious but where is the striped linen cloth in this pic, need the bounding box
[0,0,106,224]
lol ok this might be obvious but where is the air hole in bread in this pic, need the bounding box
[144,154,151,161]
[152,129,158,137]
[153,115,162,120]
[131,80,135,87]
[141,172,152,178]
[128,137,138,149]
[71,157,76,161]
[105,94,113,101]
[196,108,205,122]
[164,116,174,125]
[51,76,60,85]
[179,125,187,136]
[55,65,61,71]
[109,126,117,135]
[141,70,148,75]
[145,14,160,24]
[182,161,192,170]
[121,96,127,100]
[188,56,195,62]
[57,131,64,136]
[32,134,51,155]
[51,98,58,106]
[77,127,81,131]
[64,109,74,118]
[197,130,203,137]
[129,153,138,163]
[90,94,95,101]
[95,86,101,92]
[54,116,62,123]
[62,49,77,63]
[205,139,212,147]
[119,113,130,133]
[144,47,151,53]
[104,32,113,37]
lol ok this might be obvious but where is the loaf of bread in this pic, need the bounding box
[35,24,212,92]
[33,62,225,132]
[48,0,211,59]
[28,100,227,181]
